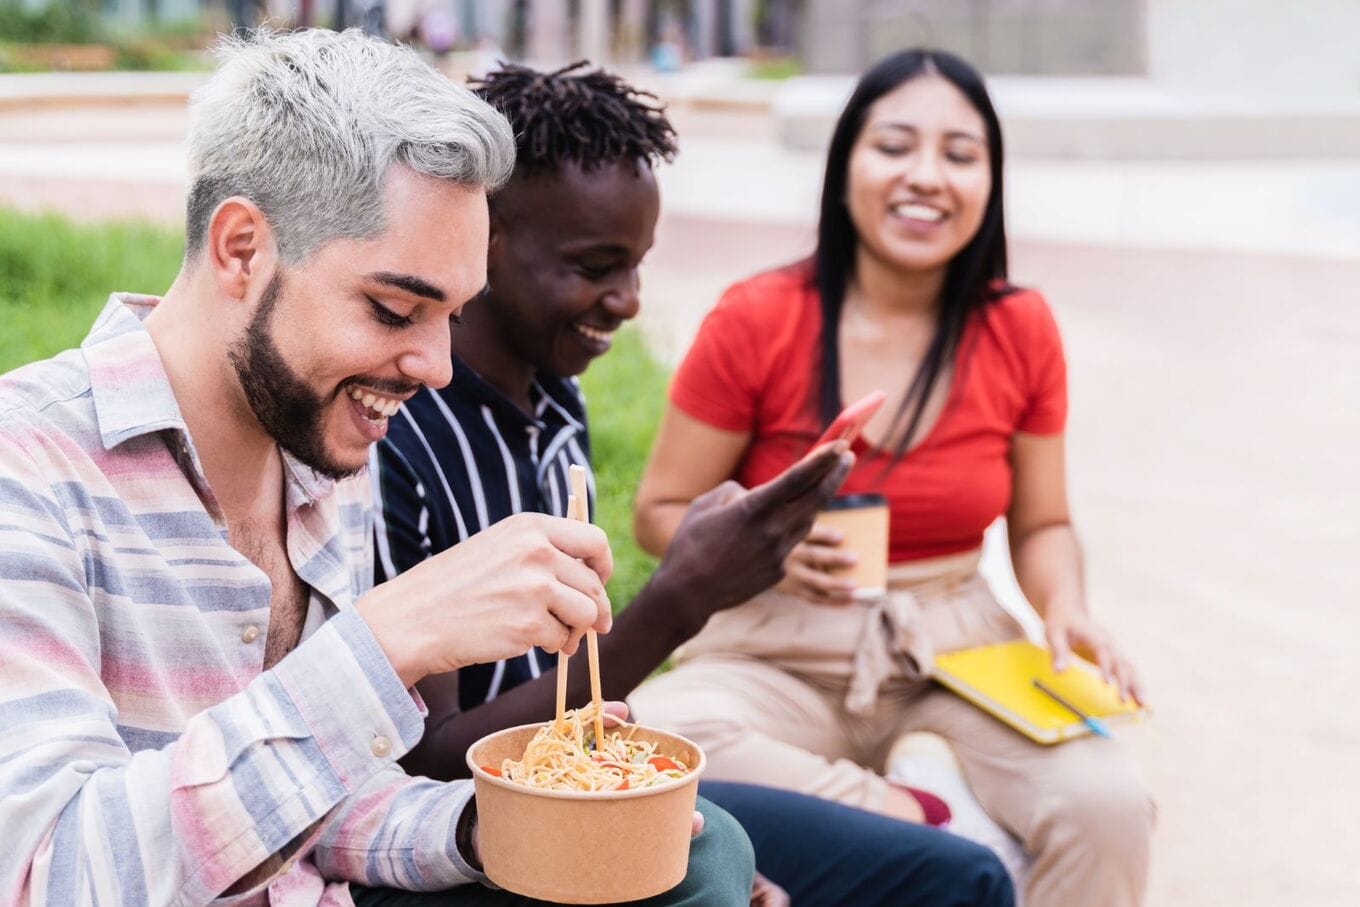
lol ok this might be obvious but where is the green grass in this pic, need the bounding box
[0,209,183,373]
[579,328,668,611]
[0,1,211,72]
[111,41,207,72]
[0,207,667,609]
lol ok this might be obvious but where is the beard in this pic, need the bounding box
[227,273,359,481]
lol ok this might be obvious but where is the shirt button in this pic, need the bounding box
[241,625,261,644]
[371,735,392,758]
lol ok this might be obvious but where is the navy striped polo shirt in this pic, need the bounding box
[371,354,594,712]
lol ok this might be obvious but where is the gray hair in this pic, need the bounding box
[184,28,515,264]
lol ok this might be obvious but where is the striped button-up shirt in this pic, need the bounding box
[372,356,594,712]
[0,295,483,905]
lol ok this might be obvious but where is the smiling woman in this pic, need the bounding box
[629,48,1155,907]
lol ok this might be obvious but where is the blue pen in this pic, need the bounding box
[1033,679,1111,738]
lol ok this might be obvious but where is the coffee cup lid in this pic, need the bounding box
[822,492,887,510]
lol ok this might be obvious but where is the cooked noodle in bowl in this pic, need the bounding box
[489,703,691,792]
[467,705,707,904]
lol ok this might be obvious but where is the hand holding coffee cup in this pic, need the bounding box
[777,493,889,604]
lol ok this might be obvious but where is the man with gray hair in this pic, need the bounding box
[0,29,755,905]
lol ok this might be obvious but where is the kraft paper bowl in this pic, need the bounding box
[467,722,706,904]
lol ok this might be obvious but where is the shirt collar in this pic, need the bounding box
[440,355,585,435]
[82,293,189,450]
[531,374,586,434]
[81,293,337,509]
[280,450,338,509]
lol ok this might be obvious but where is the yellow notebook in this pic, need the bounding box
[932,640,1145,744]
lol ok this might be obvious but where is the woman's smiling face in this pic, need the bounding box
[844,74,992,278]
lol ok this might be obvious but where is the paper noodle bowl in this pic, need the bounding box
[467,722,706,904]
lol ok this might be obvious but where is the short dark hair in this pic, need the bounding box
[470,60,677,175]
[814,49,1010,459]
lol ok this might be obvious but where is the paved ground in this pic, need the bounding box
[2,97,1357,906]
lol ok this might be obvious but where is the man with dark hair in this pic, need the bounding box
[371,61,1015,907]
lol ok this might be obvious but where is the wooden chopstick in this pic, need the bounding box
[555,495,574,728]
[567,465,606,749]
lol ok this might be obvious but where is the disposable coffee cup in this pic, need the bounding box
[816,493,889,599]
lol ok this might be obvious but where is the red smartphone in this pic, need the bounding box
[815,390,888,448]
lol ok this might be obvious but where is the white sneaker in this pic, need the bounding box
[887,732,1031,901]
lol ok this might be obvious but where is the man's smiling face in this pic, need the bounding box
[229,167,490,478]
[483,159,660,379]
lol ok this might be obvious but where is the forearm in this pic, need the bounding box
[314,766,484,890]
[402,571,701,782]
[403,671,558,780]
[1009,521,1086,619]
[634,499,689,557]
[2,610,425,903]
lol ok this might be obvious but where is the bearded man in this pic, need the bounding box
[0,28,790,906]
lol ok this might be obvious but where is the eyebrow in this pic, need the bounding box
[366,271,446,303]
[872,122,985,144]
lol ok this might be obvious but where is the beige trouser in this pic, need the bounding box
[628,550,1155,907]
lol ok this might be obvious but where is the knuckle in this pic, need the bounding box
[512,615,541,646]
[505,512,536,531]
[527,576,556,601]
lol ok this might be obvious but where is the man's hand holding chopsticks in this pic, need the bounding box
[357,512,614,688]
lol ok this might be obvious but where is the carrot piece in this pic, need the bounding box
[616,779,629,791]
[648,756,679,772]
[480,765,502,777]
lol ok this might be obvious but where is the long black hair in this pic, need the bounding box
[814,49,1009,458]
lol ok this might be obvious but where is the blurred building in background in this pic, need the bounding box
[8,1,1360,106]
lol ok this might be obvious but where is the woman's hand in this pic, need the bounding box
[1045,608,1144,704]
[774,523,859,604]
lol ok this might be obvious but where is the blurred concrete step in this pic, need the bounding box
[0,72,209,111]
[774,74,1360,160]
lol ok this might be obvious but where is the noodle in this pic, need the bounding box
[490,703,690,792]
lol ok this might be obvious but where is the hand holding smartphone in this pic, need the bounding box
[815,390,887,448]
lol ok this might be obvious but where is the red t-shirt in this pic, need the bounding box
[670,262,1067,563]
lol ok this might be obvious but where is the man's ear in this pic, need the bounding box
[206,197,277,301]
